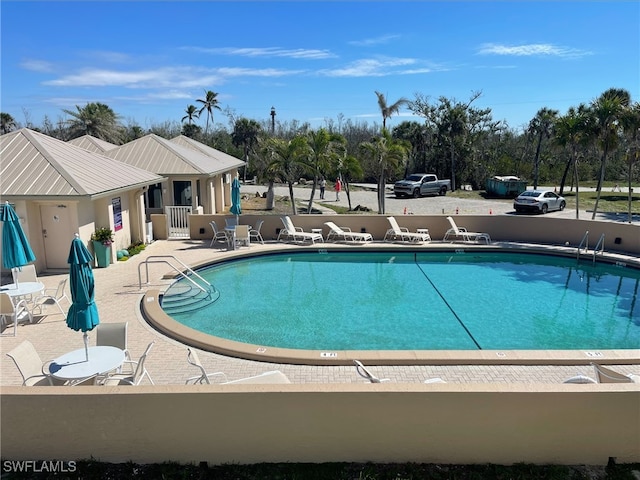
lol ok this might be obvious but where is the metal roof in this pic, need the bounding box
[170,135,245,172]
[104,134,244,176]
[0,129,164,199]
[67,135,119,153]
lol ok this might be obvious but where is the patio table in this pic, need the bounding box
[48,346,125,385]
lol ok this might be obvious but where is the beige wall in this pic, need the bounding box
[180,214,640,255]
[1,384,638,466]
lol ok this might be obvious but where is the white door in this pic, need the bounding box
[40,205,72,269]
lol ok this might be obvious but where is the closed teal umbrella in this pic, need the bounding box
[66,234,100,360]
[1,202,36,282]
[230,177,242,223]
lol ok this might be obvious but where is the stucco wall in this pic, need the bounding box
[180,214,640,255]
[1,384,638,466]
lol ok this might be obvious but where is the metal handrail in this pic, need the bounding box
[593,234,605,264]
[138,255,213,295]
[577,231,589,260]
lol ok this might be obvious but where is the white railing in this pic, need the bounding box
[165,206,191,238]
[577,231,589,260]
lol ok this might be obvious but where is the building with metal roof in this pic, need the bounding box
[1,129,164,272]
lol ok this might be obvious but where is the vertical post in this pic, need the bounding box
[270,106,276,134]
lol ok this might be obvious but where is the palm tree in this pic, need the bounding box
[554,106,590,218]
[590,88,631,219]
[232,118,262,182]
[63,102,123,143]
[359,129,410,214]
[1,112,17,134]
[263,136,308,215]
[304,129,345,213]
[196,90,221,134]
[620,101,640,223]
[181,105,200,125]
[527,107,559,189]
[375,91,408,130]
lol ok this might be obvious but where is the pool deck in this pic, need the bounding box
[1,238,639,386]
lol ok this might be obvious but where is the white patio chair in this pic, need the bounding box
[10,264,43,304]
[249,220,265,244]
[100,341,155,386]
[0,292,32,336]
[96,322,132,376]
[209,221,229,247]
[32,278,70,316]
[234,224,250,247]
[5,340,62,386]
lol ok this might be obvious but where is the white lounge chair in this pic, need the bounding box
[383,217,431,243]
[277,216,323,244]
[354,360,390,383]
[324,222,373,243]
[443,216,491,244]
[185,348,228,384]
[591,363,639,383]
[222,371,291,384]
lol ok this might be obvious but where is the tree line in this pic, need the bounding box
[1,86,638,216]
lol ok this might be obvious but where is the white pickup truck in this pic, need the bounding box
[393,174,452,198]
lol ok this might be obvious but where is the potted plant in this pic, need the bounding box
[91,227,114,267]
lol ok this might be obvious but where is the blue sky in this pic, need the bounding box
[2,1,638,132]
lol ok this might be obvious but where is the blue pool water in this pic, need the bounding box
[165,251,640,351]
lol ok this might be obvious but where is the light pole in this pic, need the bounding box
[270,106,276,134]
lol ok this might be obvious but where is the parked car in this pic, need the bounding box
[514,190,566,214]
[394,174,451,198]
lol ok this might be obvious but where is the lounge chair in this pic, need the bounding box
[277,216,323,244]
[591,363,639,383]
[383,217,431,243]
[562,374,597,384]
[5,340,61,386]
[354,360,389,383]
[222,371,291,384]
[0,292,32,336]
[324,222,373,243]
[185,347,228,384]
[443,216,491,244]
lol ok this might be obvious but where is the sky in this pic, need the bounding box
[2,1,639,133]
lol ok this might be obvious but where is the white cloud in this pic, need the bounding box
[20,60,55,73]
[477,43,592,58]
[184,46,336,59]
[320,57,431,77]
[349,34,401,47]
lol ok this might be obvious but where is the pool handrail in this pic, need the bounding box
[138,255,215,296]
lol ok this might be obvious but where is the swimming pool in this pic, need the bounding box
[162,250,640,352]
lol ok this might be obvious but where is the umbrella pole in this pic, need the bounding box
[11,268,18,288]
[84,332,89,361]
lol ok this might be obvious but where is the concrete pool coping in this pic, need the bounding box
[143,242,640,366]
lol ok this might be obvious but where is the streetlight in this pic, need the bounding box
[270,106,276,134]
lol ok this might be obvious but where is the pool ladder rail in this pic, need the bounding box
[138,255,220,315]
[576,231,605,264]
